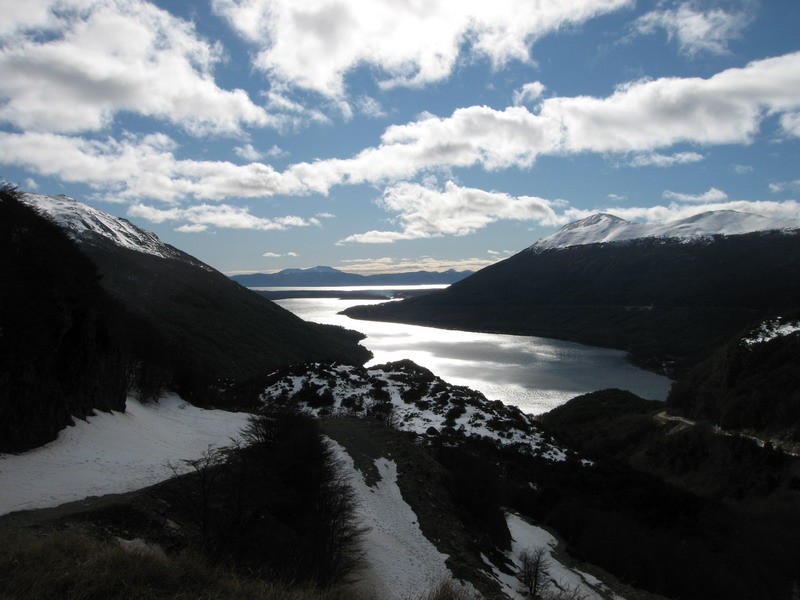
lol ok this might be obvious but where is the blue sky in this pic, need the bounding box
[1,0,799,274]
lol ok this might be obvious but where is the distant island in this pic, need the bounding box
[230,265,474,287]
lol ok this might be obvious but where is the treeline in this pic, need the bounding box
[537,388,800,599]
[668,311,800,441]
[162,410,363,586]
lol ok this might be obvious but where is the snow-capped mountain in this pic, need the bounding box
[20,193,193,263]
[531,210,799,251]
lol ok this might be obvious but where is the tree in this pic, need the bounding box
[519,547,551,598]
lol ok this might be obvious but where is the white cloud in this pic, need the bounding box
[356,96,387,118]
[627,151,704,167]
[662,187,728,203]
[128,202,318,232]
[175,223,208,233]
[733,164,753,174]
[780,112,800,138]
[23,177,39,190]
[0,0,272,135]
[0,0,58,37]
[634,3,751,57]
[0,131,314,203]
[234,143,264,161]
[263,251,299,258]
[211,0,633,97]
[339,180,560,244]
[513,81,546,106]
[769,180,800,194]
[4,52,800,203]
[608,193,627,201]
[339,255,494,274]
[542,52,800,153]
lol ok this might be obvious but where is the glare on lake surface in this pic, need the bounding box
[275,295,673,415]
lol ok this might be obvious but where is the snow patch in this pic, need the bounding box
[482,512,625,600]
[0,394,250,516]
[742,317,800,347]
[20,193,209,268]
[328,439,474,599]
[260,361,573,461]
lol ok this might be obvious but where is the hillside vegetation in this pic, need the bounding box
[668,312,800,441]
[345,233,800,373]
[0,186,134,451]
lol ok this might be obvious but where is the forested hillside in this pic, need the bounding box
[0,186,133,451]
[346,232,800,373]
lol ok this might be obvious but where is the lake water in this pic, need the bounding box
[274,292,673,415]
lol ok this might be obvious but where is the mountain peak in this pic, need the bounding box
[20,193,179,260]
[532,210,799,251]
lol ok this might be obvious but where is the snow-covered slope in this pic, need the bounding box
[20,193,191,262]
[260,360,573,462]
[0,394,249,516]
[741,317,800,347]
[532,210,799,251]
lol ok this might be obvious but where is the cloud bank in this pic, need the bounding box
[211,0,634,97]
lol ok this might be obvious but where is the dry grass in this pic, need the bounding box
[0,529,356,600]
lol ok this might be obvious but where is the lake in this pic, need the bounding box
[272,288,672,415]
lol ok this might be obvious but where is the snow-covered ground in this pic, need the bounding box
[261,361,573,462]
[484,512,624,600]
[328,439,475,599]
[0,394,250,516]
[742,317,800,347]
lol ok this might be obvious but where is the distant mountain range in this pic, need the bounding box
[231,265,473,287]
[345,210,800,374]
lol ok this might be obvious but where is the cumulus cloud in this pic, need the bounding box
[634,2,751,57]
[3,52,800,204]
[339,180,560,244]
[627,151,704,167]
[0,0,272,135]
[211,0,633,97]
[662,187,728,203]
[263,251,299,258]
[0,131,317,203]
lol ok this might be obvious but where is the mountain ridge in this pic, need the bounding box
[231,265,473,287]
[345,227,800,374]
[12,191,371,405]
[532,209,799,251]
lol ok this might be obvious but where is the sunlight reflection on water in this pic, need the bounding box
[276,297,673,415]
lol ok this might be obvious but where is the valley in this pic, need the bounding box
[2,188,800,600]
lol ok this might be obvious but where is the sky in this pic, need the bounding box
[1,0,799,275]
